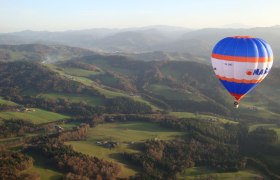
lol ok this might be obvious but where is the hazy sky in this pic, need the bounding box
[1,0,280,32]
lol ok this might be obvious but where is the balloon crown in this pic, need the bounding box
[232,36,253,39]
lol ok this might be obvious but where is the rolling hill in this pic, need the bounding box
[1,26,280,66]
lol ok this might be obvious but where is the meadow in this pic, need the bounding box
[65,121,184,177]
[146,83,204,101]
[169,111,238,124]
[0,108,69,124]
[177,167,264,180]
[38,92,105,106]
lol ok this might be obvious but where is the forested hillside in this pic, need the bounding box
[0,53,279,179]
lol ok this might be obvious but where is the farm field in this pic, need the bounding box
[0,108,69,124]
[177,167,264,180]
[169,111,238,124]
[38,92,105,106]
[62,67,102,77]
[0,97,17,106]
[146,83,205,102]
[65,121,184,177]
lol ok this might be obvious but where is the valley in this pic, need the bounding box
[0,39,280,180]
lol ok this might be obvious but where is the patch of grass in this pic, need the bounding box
[146,83,205,102]
[85,59,135,76]
[170,112,238,124]
[38,93,105,106]
[62,67,102,77]
[92,74,120,87]
[86,122,184,142]
[239,100,280,120]
[0,108,69,124]
[66,122,184,178]
[177,167,264,180]
[161,66,183,80]
[0,97,17,106]
[59,122,81,130]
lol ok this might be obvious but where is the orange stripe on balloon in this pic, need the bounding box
[212,53,273,63]
[216,75,264,84]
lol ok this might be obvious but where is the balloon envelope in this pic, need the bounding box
[211,36,273,101]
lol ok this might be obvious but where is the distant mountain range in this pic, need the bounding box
[0,25,279,64]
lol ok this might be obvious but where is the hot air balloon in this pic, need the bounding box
[211,36,273,108]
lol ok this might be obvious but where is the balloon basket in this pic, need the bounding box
[234,101,239,108]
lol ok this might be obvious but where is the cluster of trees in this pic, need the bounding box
[106,97,152,114]
[57,124,89,141]
[248,127,278,145]
[0,119,35,138]
[160,118,240,144]
[124,139,243,179]
[0,151,34,179]
[0,104,18,112]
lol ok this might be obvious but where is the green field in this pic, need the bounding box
[0,97,17,106]
[161,66,183,80]
[38,92,105,106]
[92,74,120,87]
[59,122,81,130]
[82,59,135,76]
[147,83,205,102]
[238,99,280,120]
[177,167,264,180]
[62,67,102,77]
[0,108,69,124]
[65,121,184,178]
[170,112,238,124]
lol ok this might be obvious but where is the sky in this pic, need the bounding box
[1,0,280,32]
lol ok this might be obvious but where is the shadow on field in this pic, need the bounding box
[115,122,174,132]
[108,152,141,173]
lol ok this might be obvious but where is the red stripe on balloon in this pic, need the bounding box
[230,93,245,101]
[212,53,273,63]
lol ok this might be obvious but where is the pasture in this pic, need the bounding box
[147,83,205,102]
[170,111,238,124]
[65,121,184,178]
[177,167,264,180]
[38,93,105,106]
[0,108,69,124]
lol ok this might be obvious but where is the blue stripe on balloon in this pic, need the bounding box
[219,80,259,95]
[212,37,272,58]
